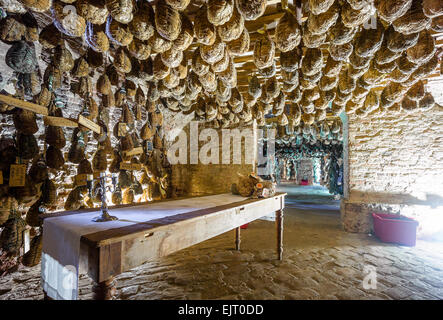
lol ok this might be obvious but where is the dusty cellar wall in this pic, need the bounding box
[169,122,257,197]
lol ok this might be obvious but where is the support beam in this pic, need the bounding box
[92,277,117,300]
[276,209,284,261]
[235,227,241,251]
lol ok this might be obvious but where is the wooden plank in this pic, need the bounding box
[234,55,255,64]
[119,162,143,171]
[9,164,26,187]
[0,170,3,185]
[266,0,283,5]
[424,72,443,79]
[78,115,101,134]
[117,123,127,137]
[44,116,78,128]
[123,147,143,157]
[75,174,87,187]
[235,227,241,251]
[237,60,282,69]
[0,94,48,115]
[86,243,99,282]
[276,209,283,261]
[245,12,284,33]
[98,242,122,282]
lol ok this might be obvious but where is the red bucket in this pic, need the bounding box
[372,213,419,246]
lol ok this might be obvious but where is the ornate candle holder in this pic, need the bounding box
[87,173,119,222]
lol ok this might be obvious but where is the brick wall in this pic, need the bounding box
[169,121,257,197]
[341,105,443,239]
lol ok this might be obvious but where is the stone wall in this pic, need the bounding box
[169,122,257,197]
[341,105,443,240]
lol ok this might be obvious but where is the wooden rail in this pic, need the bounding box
[0,94,48,115]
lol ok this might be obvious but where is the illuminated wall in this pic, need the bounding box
[341,105,443,240]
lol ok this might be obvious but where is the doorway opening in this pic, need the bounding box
[263,116,346,215]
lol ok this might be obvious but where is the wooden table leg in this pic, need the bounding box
[276,209,283,260]
[92,276,117,300]
[43,291,53,300]
[235,227,241,251]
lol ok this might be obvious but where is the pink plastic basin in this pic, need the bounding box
[372,212,419,246]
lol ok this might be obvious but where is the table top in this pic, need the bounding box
[43,193,286,248]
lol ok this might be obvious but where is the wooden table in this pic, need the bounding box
[41,192,286,300]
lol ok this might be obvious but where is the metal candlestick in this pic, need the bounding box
[88,173,119,222]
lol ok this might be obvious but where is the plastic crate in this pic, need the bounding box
[372,213,419,246]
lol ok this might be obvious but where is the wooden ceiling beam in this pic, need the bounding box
[245,12,284,33]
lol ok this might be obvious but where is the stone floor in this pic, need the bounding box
[1,184,443,300]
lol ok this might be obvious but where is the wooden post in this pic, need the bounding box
[92,277,117,300]
[43,291,53,300]
[235,227,241,251]
[276,209,283,260]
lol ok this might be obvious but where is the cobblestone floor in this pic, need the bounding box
[1,185,443,300]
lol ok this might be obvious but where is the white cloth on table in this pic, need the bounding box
[41,194,246,300]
